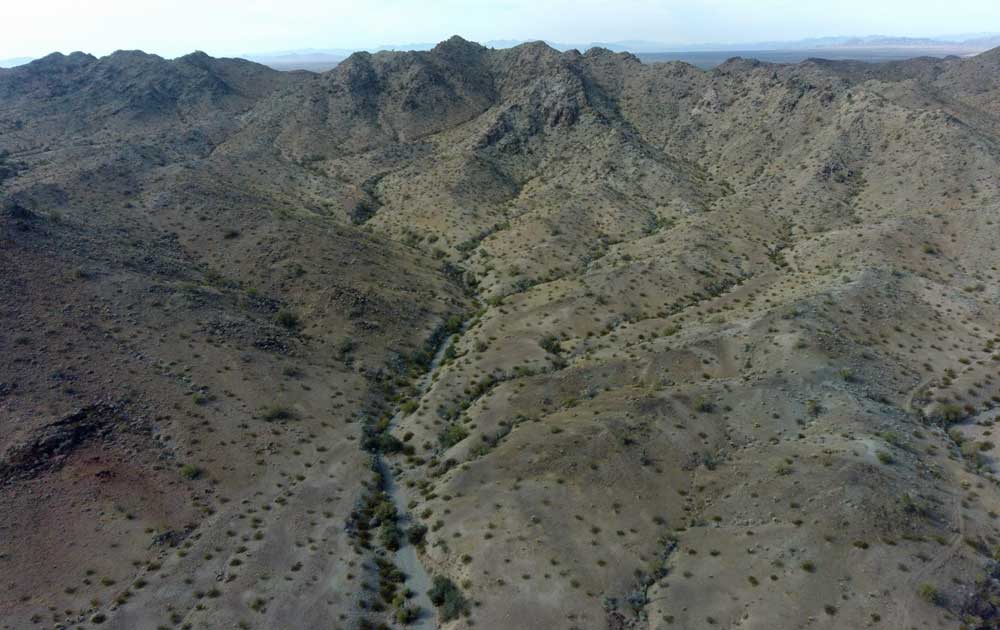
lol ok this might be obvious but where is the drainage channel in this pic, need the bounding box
[376,318,470,629]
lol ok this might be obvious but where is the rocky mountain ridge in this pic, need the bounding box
[3,36,1000,630]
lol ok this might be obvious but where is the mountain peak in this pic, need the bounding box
[177,50,217,70]
[30,51,96,67]
[431,35,487,60]
[106,49,163,62]
[435,35,478,49]
[583,46,640,64]
[514,39,559,54]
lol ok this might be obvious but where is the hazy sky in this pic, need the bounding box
[2,0,999,58]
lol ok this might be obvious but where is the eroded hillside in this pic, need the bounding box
[3,37,1000,630]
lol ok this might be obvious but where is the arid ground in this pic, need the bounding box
[3,37,1000,629]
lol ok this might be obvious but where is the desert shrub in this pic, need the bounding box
[262,406,297,422]
[380,522,402,551]
[427,576,467,621]
[179,464,202,480]
[400,400,419,414]
[407,524,427,546]
[337,337,356,357]
[774,462,793,475]
[370,498,396,525]
[350,199,377,224]
[363,431,402,454]
[539,335,562,355]
[395,605,419,624]
[701,451,719,470]
[443,314,465,334]
[933,403,965,426]
[439,424,469,449]
[960,442,987,468]
[470,442,493,458]
[192,392,212,406]
[918,583,945,606]
[275,309,301,330]
[900,493,933,518]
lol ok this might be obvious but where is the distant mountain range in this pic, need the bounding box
[5,32,999,71]
[243,33,1000,71]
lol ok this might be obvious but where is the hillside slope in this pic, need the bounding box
[2,38,1000,630]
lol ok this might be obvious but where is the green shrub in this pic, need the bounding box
[427,575,467,621]
[192,392,212,406]
[900,493,932,518]
[918,583,944,606]
[539,335,562,355]
[774,462,793,476]
[395,605,420,624]
[934,403,965,426]
[275,309,301,330]
[380,522,403,551]
[439,424,469,449]
[180,464,202,480]
[400,400,419,414]
[337,337,356,358]
[376,433,404,454]
[407,524,428,546]
[960,442,987,467]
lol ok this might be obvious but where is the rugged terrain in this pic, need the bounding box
[3,37,1000,630]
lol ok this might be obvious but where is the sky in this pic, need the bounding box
[2,0,999,59]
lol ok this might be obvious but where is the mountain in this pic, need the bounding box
[3,36,1000,630]
[662,33,1000,51]
[242,34,1000,72]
